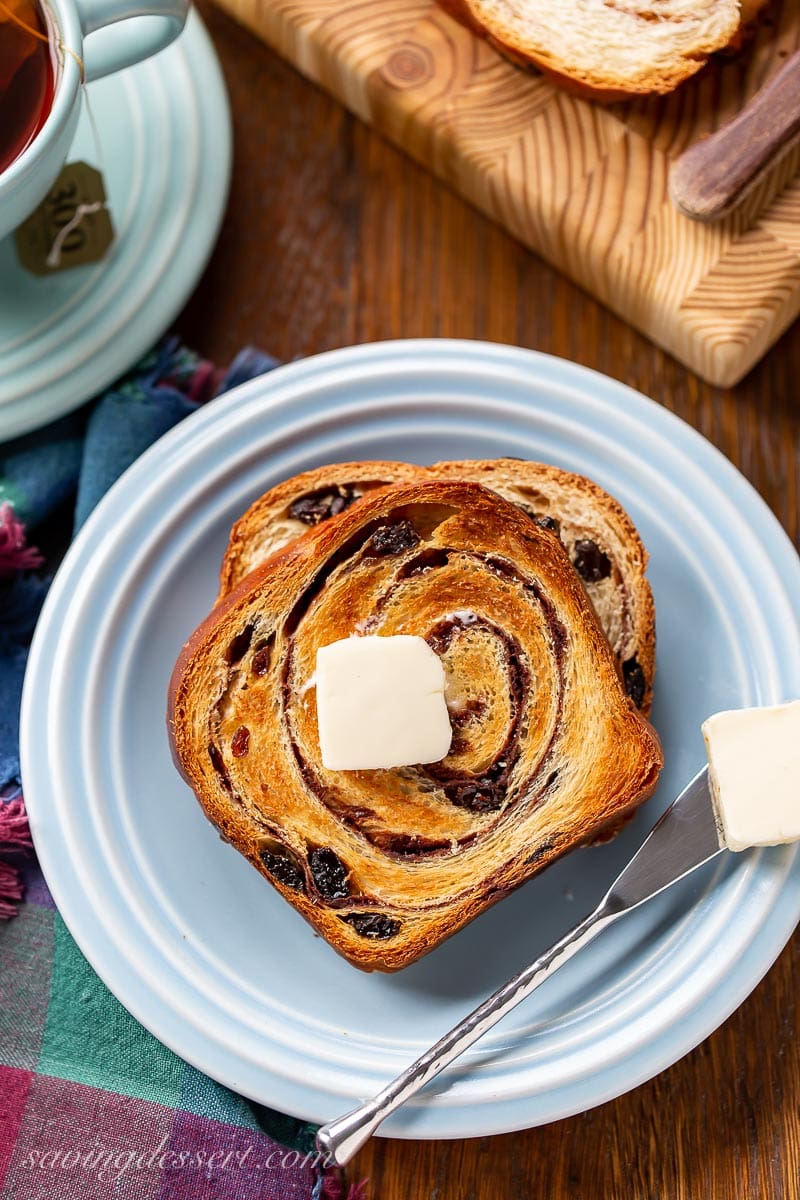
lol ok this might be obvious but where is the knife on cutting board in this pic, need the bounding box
[670,48,800,221]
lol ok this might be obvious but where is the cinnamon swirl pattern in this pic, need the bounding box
[169,481,663,971]
[218,457,656,716]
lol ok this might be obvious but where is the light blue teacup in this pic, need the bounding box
[0,0,189,241]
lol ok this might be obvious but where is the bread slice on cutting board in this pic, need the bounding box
[442,0,759,99]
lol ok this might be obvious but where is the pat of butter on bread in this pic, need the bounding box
[702,701,800,852]
[316,635,453,771]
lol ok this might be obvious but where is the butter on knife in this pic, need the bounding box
[702,701,800,852]
[316,705,800,1163]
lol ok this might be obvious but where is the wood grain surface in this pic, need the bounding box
[178,3,800,1195]
[205,0,800,387]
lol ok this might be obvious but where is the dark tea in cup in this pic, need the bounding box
[0,0,57,174]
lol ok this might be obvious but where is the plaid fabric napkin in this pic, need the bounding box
[0,341,367,1200]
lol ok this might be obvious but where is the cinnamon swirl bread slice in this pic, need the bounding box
[170,480,663,972]
[218,458,656,714]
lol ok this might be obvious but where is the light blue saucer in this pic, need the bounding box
[0,10,230,440]
[20,341,800,1137]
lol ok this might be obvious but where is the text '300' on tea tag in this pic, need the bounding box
[14,161,114,276]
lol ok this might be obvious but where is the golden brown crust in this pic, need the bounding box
[218,458,657,716]
[486,41,637,103]
[169,480,663,971]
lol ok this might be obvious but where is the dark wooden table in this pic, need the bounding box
[178,4,800,1195]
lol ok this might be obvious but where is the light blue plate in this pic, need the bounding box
[0,10,230,440]
[21,341,800,1137]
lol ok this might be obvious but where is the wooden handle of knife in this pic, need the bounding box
[669,48,800,222]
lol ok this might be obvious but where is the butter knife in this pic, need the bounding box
[316,766,723,1166]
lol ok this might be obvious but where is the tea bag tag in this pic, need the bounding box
[14,161,114,275]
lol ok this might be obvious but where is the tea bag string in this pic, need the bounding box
[3,0,110,269]
[0,0,86,83]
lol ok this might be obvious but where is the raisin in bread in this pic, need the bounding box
[219,461,421,597]
[218,458,656,715]
[169,480,663,972]
[440,0,747,99]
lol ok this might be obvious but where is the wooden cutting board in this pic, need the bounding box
[214,0,800,385]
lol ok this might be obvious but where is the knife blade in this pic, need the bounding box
[316,766,724,1166]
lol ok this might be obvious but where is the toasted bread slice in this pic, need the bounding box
[170,480,663,971]
[218,458,656,714]
[443,0,743,99]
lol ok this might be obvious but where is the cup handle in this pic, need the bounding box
[74,0,190,81]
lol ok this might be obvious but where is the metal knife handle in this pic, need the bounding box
[315,902,619,1166]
